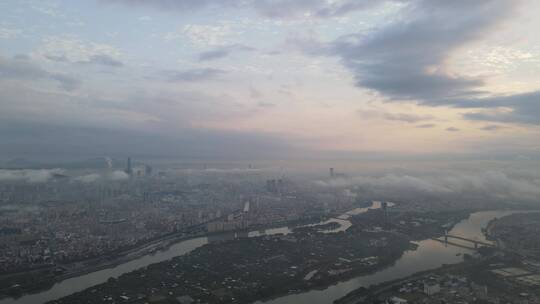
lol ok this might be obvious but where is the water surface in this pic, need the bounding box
[0,208,516,304]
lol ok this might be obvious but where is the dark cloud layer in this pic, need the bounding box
[331,0,514,103]
[480,124,506,131]
[459,91,540,125]
[416,123,436,129]
[0,78,296,159]
[46,53,124,67]
[322,0,539,125]
[0,120,296,160]
[357,109,434,123]
[198,44,255,61]
[0,55,79,90]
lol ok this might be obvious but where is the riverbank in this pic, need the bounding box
[47,207,484,304]
[334,209,540,304]
[255,242,419,304]
[486,211,540,257]
[335,259,477,304]
[0,230,196,298]
[256,210,524,304]
[337,250,540,304]
[0,213,334,301]
[2,207,515,304]
[48,226,413,304]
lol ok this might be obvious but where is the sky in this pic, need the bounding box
[1,0,540,160]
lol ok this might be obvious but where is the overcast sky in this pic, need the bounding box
[1,0,540,160]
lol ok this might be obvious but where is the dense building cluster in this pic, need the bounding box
[489,213,540,255]
[49,218,410,304]
[356,261,540,304]
[0,168,355,275]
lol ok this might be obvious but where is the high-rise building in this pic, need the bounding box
[382,201,388,223]
[125,157,133,176]
[145,164,153,176]
[266,179,276,193]
[330,168,335,178]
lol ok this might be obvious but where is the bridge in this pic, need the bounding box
[431,232,496,250]
[444,234,495,248]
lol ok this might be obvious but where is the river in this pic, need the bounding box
[0,207,519,304]
[255,210,520,304]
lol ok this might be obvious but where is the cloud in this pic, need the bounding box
[381,112,433,123]
[44,54,69,62]
[258,102,275,108]
[416,123,436,129]
[198,44,255,61]
[250,0,394,19]
[298,0,538,127]
[357,108,434,123]
[480,124,506,131]
[458,91,540,125]
[194,168,261,173]
[38,37,124,68]
[0,80,259,138]
[138,15,152,22]
[74,173,101,183]
[0,120,296,160]
[72,171,131,183]
[81,54,124,67]
[108,0,535,128]
[0,83,159,130]
[313,0,393,18]
[285,34,332,56]
[0,83,296,159]
[316,170,540,203]
[161,68,227,82]
[107,0,230,11]
[49,73,80,91]
[251,0,329,19]
[271,0,538,129]
[446,127,460,132]
[167,24,234,46]
[0,169,65,183]
[0,27,22,39]
[0,54,79,90]
[106,0,386,19]
[110,170,129,180]
[329,1,519,104]
[198,49,229,61]
[249,86,263,99]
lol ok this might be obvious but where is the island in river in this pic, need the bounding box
[46,207,472,304]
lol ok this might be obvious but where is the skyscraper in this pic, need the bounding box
[330,168,335,178]
[145,164,153,176]
[382,201,388,223]
[126,157,133,176]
